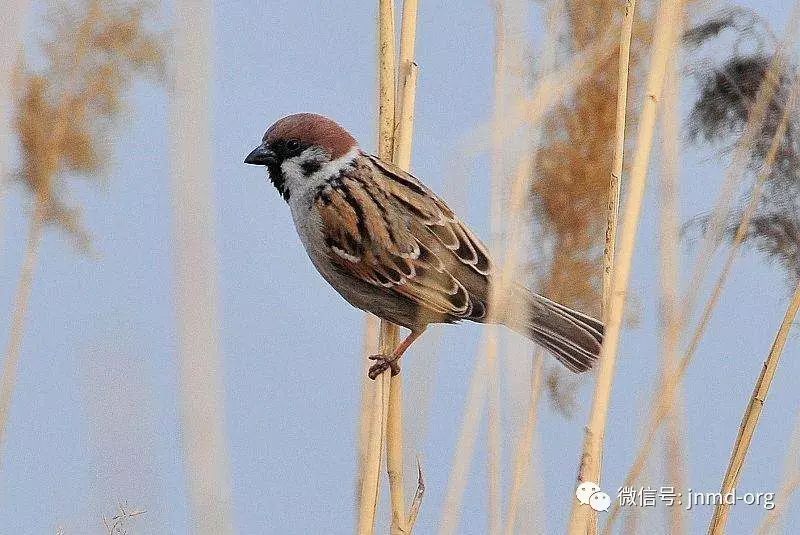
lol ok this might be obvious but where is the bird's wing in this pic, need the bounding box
[313,154,492,320]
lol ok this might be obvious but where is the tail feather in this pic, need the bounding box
[507,290,605,373]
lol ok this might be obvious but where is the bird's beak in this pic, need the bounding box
[244,143,277,166]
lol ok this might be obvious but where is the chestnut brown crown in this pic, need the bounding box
[264,113,357,160]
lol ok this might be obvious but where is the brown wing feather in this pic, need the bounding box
[367,155,492,276]
[314,155,493,322]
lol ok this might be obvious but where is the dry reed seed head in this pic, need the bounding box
[682,7,773,51]
[529,1,653,419]
[745,214,800,283]
[684,27,800,285]
[688,55,794,153]
[683,8,797,181]
[14,0,165,246]
[16,76,59,199]
[713,211,800,285]
[681,7,800,285]
[530,0,651,319]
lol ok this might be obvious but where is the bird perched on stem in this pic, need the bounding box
[245,113,604,379]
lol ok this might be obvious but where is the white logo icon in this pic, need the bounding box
[576,482,611,512]
[589,491,612,512]
[575,482,601,505]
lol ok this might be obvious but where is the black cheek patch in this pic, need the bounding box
[301,160,322,176]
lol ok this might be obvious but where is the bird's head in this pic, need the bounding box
[245,113,358,200]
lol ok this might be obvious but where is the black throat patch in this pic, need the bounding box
[267,163,290,201]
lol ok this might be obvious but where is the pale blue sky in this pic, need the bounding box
[0,1,798,533]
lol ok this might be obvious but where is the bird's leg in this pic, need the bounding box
[368,329,425,380]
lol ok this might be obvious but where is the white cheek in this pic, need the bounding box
[280,156,303,186]
[282,146,361,203]
[279,156,316,205]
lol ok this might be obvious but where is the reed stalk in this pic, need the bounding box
[359,1,421,532]
[501,3,561,531]
[503,352,544,534]
[377,0,397,163]
[438,340,489,535]
[660,33,687,535]
[708,84,800,530]
[603,66,800,535]
[568,1,638,532]
[757,474,800,534]
[387,2,419,532]
[708,279,800,533]
[569,0,681,533]
[357,314,380,512]
[756,414,800,534]
[357,3,397,532]
[485,3,509,533]
[171,2,233,532]
[601,0,636,318]
[0,203,43,454]
[358,364,392,534]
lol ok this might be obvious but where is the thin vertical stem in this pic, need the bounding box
[570,1,681,533]
[708,280,800,534]
[486,3,507,532]
[356,314,380,517]
[486,329,502,535]
[756,413,800,534]
[570,12,638,526]
[503,352,545,535]
[377,0,397,163]
[603,73,800,533]
[659,13,687,535]
[601,0,636,318]
[0,203,44,457]
[358,366,391,534]
[503,2,559,531]
[569,0,637,531]
[358,1,422,533]
[386,372,408,535]
[171,1,234,532]
[439,348,489,535]
[387,1,419,533]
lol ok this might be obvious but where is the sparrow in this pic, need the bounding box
[245,113,604,379]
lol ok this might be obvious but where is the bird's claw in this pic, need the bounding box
[368,354,400,379]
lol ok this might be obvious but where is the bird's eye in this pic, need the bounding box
[286,139,301,153]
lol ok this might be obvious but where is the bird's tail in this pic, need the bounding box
[504,289,604,373]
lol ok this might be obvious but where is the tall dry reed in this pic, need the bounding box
[570,1,684,533]
[567,0,639,532]
[707,80,800,534]
[0,0,164,464]
[170,1,234,533]
[659,24,687,535]
[440,8,621,533]
[357,1,421,533]
[603,7,800,532]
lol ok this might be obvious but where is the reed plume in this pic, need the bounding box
[0,0,164,461]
